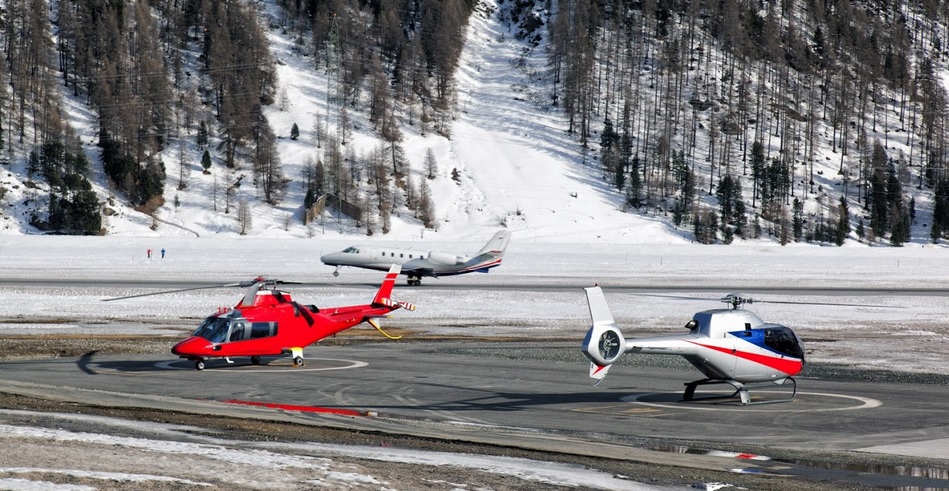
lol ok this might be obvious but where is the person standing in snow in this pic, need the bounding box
[161,248,166,259]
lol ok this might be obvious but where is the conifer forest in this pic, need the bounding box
[3,0,949,245]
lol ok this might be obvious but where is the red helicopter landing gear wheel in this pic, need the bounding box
[251,356,261,365]
[195,360,205,371]
[293,356,305,367]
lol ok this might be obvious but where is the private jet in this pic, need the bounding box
[321,231,511,285]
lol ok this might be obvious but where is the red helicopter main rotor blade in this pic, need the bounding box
[101,283,243,302]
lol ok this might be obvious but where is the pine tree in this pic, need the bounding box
[196,121,209,148]
[889,202,910,246]
[778,206,791,245]
[693,209,719,244]
[417,177,436,229]
[405,171,417,211]
[290,123,300,140]
[201,150,212,174]
[614,159,626,192]
[868,141,890,237]
[425,147,438,179]
[716,174,746,240]
[750,141,765,206]
[672,200,686,228]
[835,196,850,246]
[67,188,101,234]
[625,155,642,208]
[792,198,804,241]
[237,199,252,235]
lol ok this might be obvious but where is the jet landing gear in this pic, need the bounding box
[682,377,797,405]
[406,275,422,286]
[332,266,340,277]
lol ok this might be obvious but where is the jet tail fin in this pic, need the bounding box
[476,230,512,256]
[464,231,512,273]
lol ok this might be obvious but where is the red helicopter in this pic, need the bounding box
[107,265,414,370]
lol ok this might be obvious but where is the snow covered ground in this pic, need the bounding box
[0,409,679,491]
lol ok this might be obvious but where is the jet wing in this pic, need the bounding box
[401,258,437,277]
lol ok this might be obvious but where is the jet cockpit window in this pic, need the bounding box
[343,247,359,254]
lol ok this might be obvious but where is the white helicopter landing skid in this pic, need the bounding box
[682,377,798,405]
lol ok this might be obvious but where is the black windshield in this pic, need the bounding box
[192,317,231,344]
[763,327,804,359]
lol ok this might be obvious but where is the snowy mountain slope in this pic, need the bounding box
[4,0,935,247]
[425,1,690,244]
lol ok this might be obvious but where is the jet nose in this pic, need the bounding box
[320,252,342,266]
[171,336,212,356]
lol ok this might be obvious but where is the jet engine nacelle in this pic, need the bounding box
[582,323,626,366]
[427,252,466,266]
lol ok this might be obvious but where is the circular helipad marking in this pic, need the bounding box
[621,391,882,412]
[154,358,367,373]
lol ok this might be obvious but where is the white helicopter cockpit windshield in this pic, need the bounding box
[763,326,805,360]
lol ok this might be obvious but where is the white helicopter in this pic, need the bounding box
[581,286,807,405]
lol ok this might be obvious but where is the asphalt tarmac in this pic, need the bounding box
[2,341,949,489]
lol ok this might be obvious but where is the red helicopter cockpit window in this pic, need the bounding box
[229,322,246,342]
[192,316,232,344]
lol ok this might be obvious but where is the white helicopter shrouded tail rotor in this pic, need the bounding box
[581,286,627,382]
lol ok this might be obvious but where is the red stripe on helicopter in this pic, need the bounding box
[686,342,803,375]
